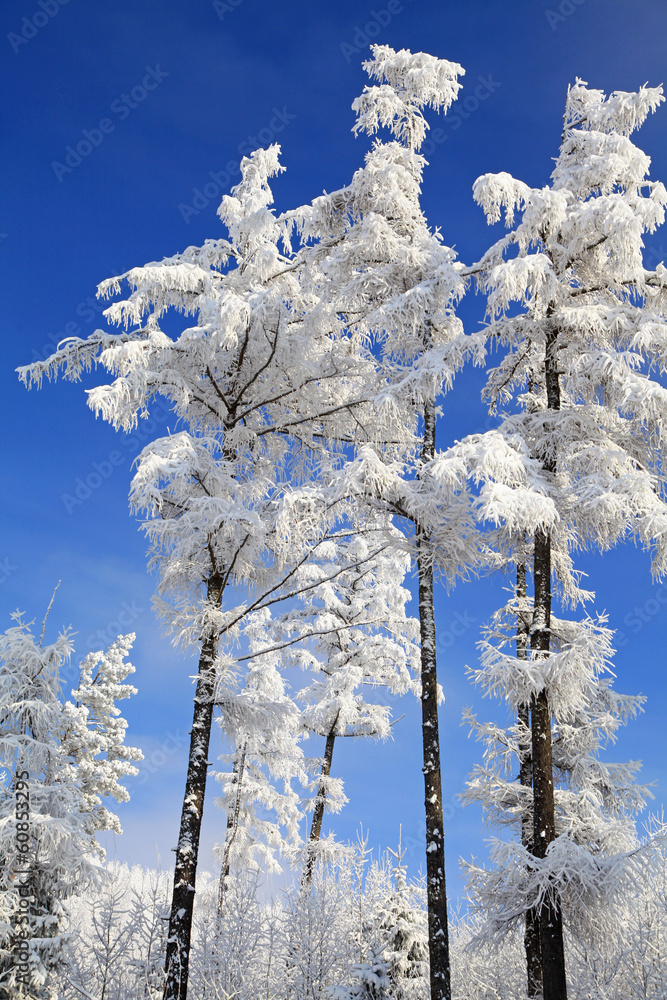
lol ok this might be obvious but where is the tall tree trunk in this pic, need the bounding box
[217,741,248,917]
[416,397,451,1000]
[516,564,542,998]
[163,576,222,1000]
[530,323,567,1000]
[302,715,338,889]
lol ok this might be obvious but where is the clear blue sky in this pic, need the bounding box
[2,0,666,902]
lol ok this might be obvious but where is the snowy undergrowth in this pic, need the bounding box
[56,837,666,1000]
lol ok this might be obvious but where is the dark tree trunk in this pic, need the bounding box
[530,530,567,1000]
[217,741,248,917]
[301,717,338,889]
[163,576,222,1000]
[529,323,567,1000]
[416,398,451,1000]
[517,565,542,998]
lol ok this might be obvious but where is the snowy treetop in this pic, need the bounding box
[563,78,664,139]
[353,43,464,150]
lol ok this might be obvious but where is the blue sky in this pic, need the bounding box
[2,0,667,903]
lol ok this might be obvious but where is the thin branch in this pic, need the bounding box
[220,540,392,637]
[65,979,101,1000]
[234,320,252,384]
[233,321,281,405]
[232,618,388,663]
[219,534,251,594]
[205,365,232,413]
[232,367,349,426]
[253,398,375,438]
[186,388,226,422]
[39,581,61,647]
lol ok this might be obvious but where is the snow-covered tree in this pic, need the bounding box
[213,616,306,915]
[462,76,667,999]
[213,525,417,904]
[273,522,420,886]
[61,634,145,836]
[282,854,359,1000]
[19,140,391,1000]
[380,839,429,999]
[462,588,655,970]
[191,868,269,1000]
[62,861,171,1000]
[0,613,141,999]
[290,44,489,1000]
[329,836,428,1000]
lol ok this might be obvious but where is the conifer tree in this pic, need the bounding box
[285,524,420,887]
[20,143,392,1000]
[463,590,654,967]
[213,612,305,915]
[0,613,140,999]
[464,77,667,999]
[293,45,487,1000]
[380,838,429,999]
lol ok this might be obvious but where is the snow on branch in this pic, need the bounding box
[352,43,464,150]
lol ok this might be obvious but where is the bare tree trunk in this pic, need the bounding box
[416,397,451,1000]
[163,576,222,1000]
[516,565,542,998]
[529,323,567,1000]
[217,741,248,917]
[302,715,338,889]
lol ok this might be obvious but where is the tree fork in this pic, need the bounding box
[163,576,222,1000]
[417,397,451,1000]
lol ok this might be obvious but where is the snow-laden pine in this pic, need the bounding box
[289,43,484,1000]
[19,139,397,1000]
[453,78,667,999]
[462,592,660,949]
[0,613,141,999]
[470,78,667,576]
